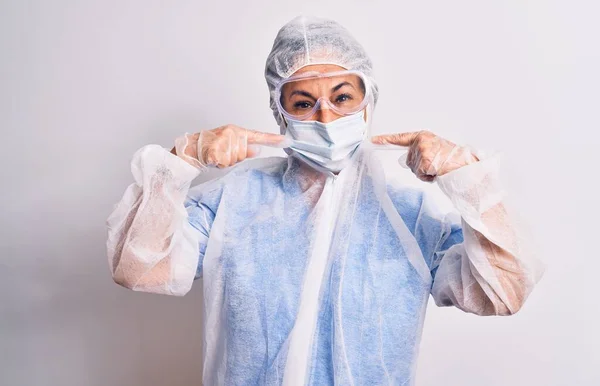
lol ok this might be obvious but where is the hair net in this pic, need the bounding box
[265,16,379,131]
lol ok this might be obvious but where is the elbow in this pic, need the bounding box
[111,265,141,291]
[463,280,530,316]
[491,277,535,316]
[108,252,138,291]
[112,276,190,297]
[111,259,193,297]
[107,235,199,297]
[112,275,134,291]
[109,248,171,293]
[488,256,539,316]
[493,299,524,316]
[109,254,154,292]
[455,296,522,316]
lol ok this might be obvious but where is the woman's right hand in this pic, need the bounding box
[173,124,288,169]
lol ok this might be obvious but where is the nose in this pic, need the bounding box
[312,100,342,123]
[315,109,339,123]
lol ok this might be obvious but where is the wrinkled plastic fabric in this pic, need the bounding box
[106,144,544,385]
[106,145,201,295]
[265,16,379,133]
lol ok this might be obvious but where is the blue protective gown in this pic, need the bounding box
[186,155,460,385]
[107,145,541,386]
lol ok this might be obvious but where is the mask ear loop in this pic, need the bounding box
[275,83,289,133]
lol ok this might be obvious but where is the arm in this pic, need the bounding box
[106,144,203,295]
[372,131,544,315]
[106,127,286,295]
[431,153,545,315]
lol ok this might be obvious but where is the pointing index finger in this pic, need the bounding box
[246,130,290,148]
[371,132,420,147]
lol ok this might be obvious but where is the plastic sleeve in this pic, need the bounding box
[106,145,203,296]
[431,152,545,315]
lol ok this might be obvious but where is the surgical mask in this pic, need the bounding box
[284,110,367,173]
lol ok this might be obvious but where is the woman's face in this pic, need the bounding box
[281,64,367,123]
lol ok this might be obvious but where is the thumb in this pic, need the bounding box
[371,132,420,147]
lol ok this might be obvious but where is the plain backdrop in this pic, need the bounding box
[1,1,598,385]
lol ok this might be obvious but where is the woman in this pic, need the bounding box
[107,16,543,385]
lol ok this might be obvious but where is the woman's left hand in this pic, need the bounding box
[371,130,478,182]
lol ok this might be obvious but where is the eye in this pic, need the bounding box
[335,93,354,103]
[294,101,313,110]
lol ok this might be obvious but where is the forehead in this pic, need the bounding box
[283,65,363,93]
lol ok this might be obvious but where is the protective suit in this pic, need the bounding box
[107,16,543,386]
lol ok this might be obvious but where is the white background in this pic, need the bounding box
[1,1,598,385]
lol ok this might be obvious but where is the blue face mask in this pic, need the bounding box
[284,110,367,173]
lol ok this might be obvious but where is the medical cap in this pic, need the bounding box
[265,16,379,129]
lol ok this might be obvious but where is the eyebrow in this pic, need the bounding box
[332,81,354,92]
[288,82,356,100]
[289,90,316,100]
